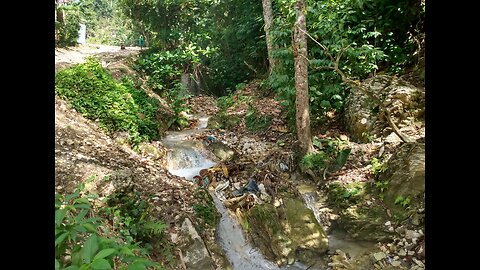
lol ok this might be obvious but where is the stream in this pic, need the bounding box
[163,115,376,269]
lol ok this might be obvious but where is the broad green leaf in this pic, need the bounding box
[74,203,91,209]
[119,247,135,256]
[55,209,67,226]
[64,266,80,270]
[127,262,147,270]
[66,191,80,202]
[75,209,89,222]
[55,259,60,270]
[90,258,112,270]
[74,225,87,233]
[83,223,97,233]
[55,232,69,247]
[94,249,116,260]
[79,264,90,270]
[75,197,90,204]
[81,234,99,264]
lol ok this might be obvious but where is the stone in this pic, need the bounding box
[405,230,421,240]
[373,252,387,261]
[343,75,424,142]
[178,218,215,270]
[412,258,425,267]
[380,143,425,219]
[246,197,328,266]
[391,260,401,267]
[206,140,236,161]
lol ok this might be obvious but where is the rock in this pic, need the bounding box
[385,221,391,226]
[398,250,406,256]
[373,252,387,261]
[380,143,425,219]
[246,197,328,266]
[178,218,215,270]
[412,257,424,267]
[137,142,164,160]
[391,260,401,267]
[206,140,236,161]
[343,75,424,142]
[337,204,393,242]
[405,230,421,240]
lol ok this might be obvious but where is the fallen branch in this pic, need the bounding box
[244,60,258,75]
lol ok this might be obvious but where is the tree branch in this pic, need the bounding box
[298,27,412,143]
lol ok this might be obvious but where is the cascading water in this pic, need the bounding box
[163,115,216,180]
[162,115,317,270]
[299,189,377,258]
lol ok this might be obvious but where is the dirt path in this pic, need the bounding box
[55,43,141,71]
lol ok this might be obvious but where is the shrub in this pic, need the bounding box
[55,58,161,146]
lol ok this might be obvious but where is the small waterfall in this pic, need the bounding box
[299,187,377,258]
[163,115,216,180]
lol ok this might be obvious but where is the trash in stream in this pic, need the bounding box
[232,178,260,197]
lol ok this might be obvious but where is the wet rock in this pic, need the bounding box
[177,218,215,270]
[206,140,236,161]
[247,197,328,266]
[337,204,393,242]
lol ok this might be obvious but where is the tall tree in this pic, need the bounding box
[261,0,276,74]
[293,0,314,154]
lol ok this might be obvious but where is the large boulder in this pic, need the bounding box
[206,140,237,162]
[177,218,215,270]
[380,143,425,218]
[337,204,393,242]
[344,75,425,142]
[246,196,328,266]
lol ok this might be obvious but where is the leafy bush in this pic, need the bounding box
[268,0,424,128]
[192,188,220,233]
[55,58,161,146]
[55,5,81,47]
[301,137,351,175]
[55,183,162,270]
[104,191,167,245]
[371,157,387,176]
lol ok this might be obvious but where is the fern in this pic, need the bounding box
[143,221,167,236]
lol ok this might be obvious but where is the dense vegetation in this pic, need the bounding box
[55,1,425,268]
[55,58,161,146]
[55,180,168,270]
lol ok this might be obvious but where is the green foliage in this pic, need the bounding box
[394,195,411,208]
[55,58,161,146]
[55,184,162,270]
[371,157,387,176]
[192,188,220,232]
[55,5,81,47]
[373,180,389,200]
[301,151,329,170]
[328,182,366,205]
[267,0,424,128]
[120,0,267,95]
[104,191,166,244]
[245,106,271,132]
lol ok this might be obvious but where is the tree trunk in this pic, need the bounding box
[262,0,276,74]
[293,0,314,154]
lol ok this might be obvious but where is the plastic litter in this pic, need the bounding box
[232,178,259,197]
